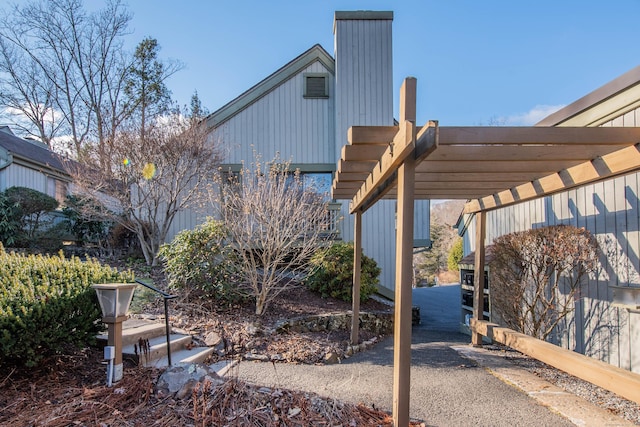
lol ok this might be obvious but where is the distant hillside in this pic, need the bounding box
[415,200,466,284]
[431,200,465,227]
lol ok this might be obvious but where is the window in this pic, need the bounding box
[304,73,329,98]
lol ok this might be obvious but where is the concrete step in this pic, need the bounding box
[97,318,216,369]
[97,319,167,347]
[146,346,217,368]
[123,333,192,365]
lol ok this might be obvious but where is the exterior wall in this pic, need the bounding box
[461,107,640,372]
[166,60,335,242]
[334,13,395,291]
[1,162,49,193]
[333,12,430,292]
[214,61,335,164]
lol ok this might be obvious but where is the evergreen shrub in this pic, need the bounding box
[159,218,241,303]
[305,242,380,302]
[0,245,134,368]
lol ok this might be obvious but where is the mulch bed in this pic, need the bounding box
[1,263,415,426]
[0,348,413,426]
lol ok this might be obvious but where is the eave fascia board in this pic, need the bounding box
[537,64,640,127]
[205,44,334,128]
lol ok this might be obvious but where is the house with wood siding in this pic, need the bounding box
[0,126,69,203]
[457,66,640,373]
[169,11,430,296]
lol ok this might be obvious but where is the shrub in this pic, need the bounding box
[0,191,21,246]
[62,195,112,247]
[305,242,380,302]
[447,238,463,272]
[4,186,59,245]
[159,218,241,304]
[490,225,599,341]
[0,245,134,368]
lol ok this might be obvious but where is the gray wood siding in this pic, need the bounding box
[333,15,418,291]
[2,163,48,193]
[463,107,640,372]
[164,61,335,243]
[213,61,334,165]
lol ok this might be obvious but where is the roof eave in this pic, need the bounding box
[537,65,640,127]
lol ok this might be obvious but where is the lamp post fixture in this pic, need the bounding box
[92,283,136,384]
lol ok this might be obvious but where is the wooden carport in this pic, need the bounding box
[332,77,640,427]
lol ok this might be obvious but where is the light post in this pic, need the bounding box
[92,283,136,385]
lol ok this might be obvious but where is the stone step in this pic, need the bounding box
[96,319,167,347]
[122,333,191,365]
[146,346,217,368]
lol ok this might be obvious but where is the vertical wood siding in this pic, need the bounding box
[212,61,335,165]
[463,107,640,372]
[165,61,335,243]
[332,15,430,291]
[2,163,48,193]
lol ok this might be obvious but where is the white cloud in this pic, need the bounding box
[502,104,566,126]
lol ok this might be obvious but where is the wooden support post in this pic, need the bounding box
[351,210,362,345]
[392,77,417,427]
[392,156,415,427]
[472,210,486,347]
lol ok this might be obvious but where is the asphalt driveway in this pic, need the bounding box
[234,285,575,426]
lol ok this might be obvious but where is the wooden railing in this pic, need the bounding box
[471,319,640,405]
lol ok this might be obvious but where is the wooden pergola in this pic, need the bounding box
[332,77,640,427]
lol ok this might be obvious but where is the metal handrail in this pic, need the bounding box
[135,278,178,366]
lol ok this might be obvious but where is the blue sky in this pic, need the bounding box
[120,1,640,126]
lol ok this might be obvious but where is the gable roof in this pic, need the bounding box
[537,65,640,127]
[205,44,334,128]
[0,126,66,174]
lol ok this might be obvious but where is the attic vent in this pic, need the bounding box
[304,73,329,98]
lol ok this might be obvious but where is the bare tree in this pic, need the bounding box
[489,225,599,341]
[67,102,222,266]
[0,0,132,157]
[218,154,332,315]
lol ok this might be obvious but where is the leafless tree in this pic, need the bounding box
[67,104,222,266]
[489,225,599,341]
[217,154,332,315]
[0,0,132,157]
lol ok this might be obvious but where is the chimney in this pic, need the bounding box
[333,11,394,157]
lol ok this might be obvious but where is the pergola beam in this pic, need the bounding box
[437,126,640,145]
[464,143,640,214]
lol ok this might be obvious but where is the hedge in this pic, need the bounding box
[0,245,134,368]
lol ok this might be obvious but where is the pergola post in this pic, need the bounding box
[471,210,486,346]
[392,77,417,427]
[351,209,362,345]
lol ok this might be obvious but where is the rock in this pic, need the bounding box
[270,354,285,362]
[246,323,261,336]
[244,353,270,362]
[324,351,340,364]
[156,363,223,398]
[204,331,222,346]
[175,378,197,400]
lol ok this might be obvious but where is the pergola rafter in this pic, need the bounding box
[332,77,640,427]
